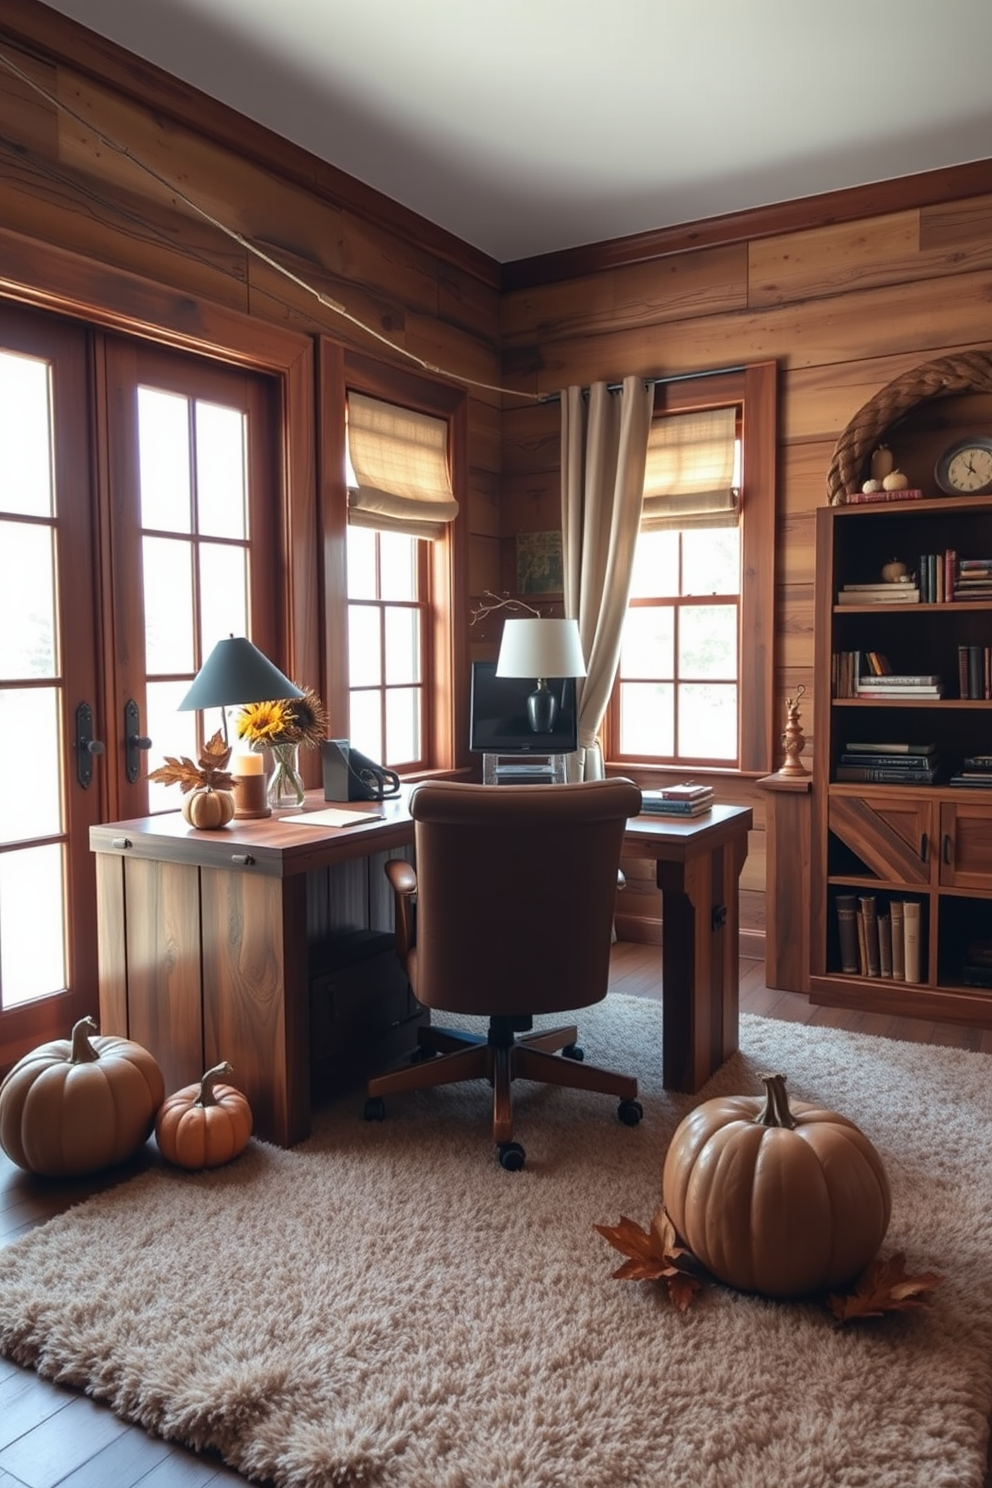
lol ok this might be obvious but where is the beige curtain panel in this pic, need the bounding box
[561,375,654,781]
[641,405,738,531]
[347,392,458,540]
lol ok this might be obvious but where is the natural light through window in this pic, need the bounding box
[346,525,425,769]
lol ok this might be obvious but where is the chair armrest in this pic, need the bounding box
[385,858,418,964]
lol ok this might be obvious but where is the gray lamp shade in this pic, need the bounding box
[178,637,304,712]
[496,618,587,679]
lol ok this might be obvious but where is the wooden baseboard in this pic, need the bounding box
[615,912,765,962]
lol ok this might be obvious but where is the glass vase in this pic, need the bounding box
[266,741,306,811]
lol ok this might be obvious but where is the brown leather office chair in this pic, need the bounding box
[363,777,644,1169]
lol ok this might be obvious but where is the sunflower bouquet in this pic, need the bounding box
[236,687,328,809]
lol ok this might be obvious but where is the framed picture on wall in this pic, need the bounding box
[516,531,563,594]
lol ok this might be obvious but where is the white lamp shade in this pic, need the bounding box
[496,618,587,679]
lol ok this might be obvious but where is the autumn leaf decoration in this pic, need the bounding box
[594,1207,705,1312]
[147,731,234,794]
[597,1209,942,1323]
[827,1251,942,1325]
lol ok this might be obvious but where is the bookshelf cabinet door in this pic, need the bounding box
[828,795,933,885]
[939,800,992,890]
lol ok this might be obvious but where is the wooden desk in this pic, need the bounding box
[623,803,753,1094]
[91,793,751,1145]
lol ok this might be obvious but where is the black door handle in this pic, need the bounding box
[74,702,105,789]
[124,699,152,784]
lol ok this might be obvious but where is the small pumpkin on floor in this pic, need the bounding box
[155,1062,253,1169]
[661,1071,892,1299]
[0,1016,165,1177]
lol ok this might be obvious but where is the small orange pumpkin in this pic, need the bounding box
[181,787,235,829]
[0,1016,165,1177]
[155,1061,253,1169]
[662,1071,891,1299]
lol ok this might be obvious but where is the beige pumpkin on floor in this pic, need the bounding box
[0,1016,165,1177]
[155,1062,253,1168]
[662,1071,891,1298]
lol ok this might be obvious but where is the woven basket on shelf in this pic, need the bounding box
[825,350,992,504]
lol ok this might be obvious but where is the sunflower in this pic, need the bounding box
[236,698,297,747]
[283,687,329,749]
[236,687,328,749]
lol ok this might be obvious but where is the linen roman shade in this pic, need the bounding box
[346,391,458,540]
[640,405,739,531]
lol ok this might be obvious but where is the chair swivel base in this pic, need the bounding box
[363,1018,643,1169]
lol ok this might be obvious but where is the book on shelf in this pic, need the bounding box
[878,912,893,979]
[859,895,880,978]
[961,755,992,768]
[903,901,922,984]
[844,741,937,755]
[835,765,938,784]
[890,901,905,981]
[855,905,869,977]
[856,674,940,687]
[843,488,925,505]
[947,774,992,788]
[854,685,942,698]
[839,751,936,770]
[836,588,920,605]
[835,893,860,975]
[957,644,992,699]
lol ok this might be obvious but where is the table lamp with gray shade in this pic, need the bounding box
[178,635,304,743]
[496,617,587,733]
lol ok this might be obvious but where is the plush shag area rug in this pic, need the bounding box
[2,998,992,1488]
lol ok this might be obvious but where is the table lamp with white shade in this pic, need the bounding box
[495,617,587,734]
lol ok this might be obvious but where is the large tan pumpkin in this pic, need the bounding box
[0,1016,165,1177]
[155,1061,253,1169]
[662,1071,891,1298]
[181,787,235,829]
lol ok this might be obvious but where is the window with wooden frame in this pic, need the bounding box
[605,363,777,776]
[325,348,466,775]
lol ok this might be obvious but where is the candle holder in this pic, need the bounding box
[231,752,271,818]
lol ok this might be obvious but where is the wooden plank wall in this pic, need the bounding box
[499,188,992,945]
[4,1,992,955]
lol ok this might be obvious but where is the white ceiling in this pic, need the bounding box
[40,0,992,263]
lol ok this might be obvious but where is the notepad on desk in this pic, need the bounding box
[280,807,385,828]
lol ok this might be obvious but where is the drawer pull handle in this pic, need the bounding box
[943,833,953,865]
[231,853,255,867]
[111,837,132,850]
[919,832,928,862]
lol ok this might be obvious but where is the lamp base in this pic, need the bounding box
[526,679,557,733]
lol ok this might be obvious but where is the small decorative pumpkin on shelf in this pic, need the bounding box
[155,1061,253,1169]
[881,558,910,583]
[0,1016,165,1177]
[148,731,235,830]
[662,1071,891,1299]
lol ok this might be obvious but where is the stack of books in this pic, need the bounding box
[947,755,992,789]
[836,580,920,605]
[639,783,714,817]
[835,740,938,784]
[961,939,992,990]
[953,557,992,600]
[835,892,922,983]
[855,670,943,700]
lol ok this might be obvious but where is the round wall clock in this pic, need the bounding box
[934,435,992,495]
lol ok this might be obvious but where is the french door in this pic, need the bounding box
[0,302,283,1071]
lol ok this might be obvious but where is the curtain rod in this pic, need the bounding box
[537,364,745,404]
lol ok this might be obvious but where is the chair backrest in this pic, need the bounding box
[407,778,642,1018]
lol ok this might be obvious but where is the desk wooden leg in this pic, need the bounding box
[658,836,746,1093]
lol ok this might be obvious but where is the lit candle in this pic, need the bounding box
[233,752,264,776]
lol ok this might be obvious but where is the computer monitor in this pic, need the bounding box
[469,662,578,754]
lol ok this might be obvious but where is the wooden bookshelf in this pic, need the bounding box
[810,492,992,1025]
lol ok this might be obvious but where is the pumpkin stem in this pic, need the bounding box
[754,1072,797,1129]
[69,1016,102,1065]
[196,1061,234,1108]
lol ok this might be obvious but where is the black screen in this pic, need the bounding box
[469,662,578,754]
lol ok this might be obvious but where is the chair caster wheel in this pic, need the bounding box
[364,1097,386,1122]
[562,1043,585,1062]
[617,1099,643,1127]
[497,1141,525,1172]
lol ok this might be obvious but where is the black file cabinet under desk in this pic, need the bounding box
[309,931,428,1102]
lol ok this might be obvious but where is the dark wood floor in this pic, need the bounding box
[2,946,991,1488]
